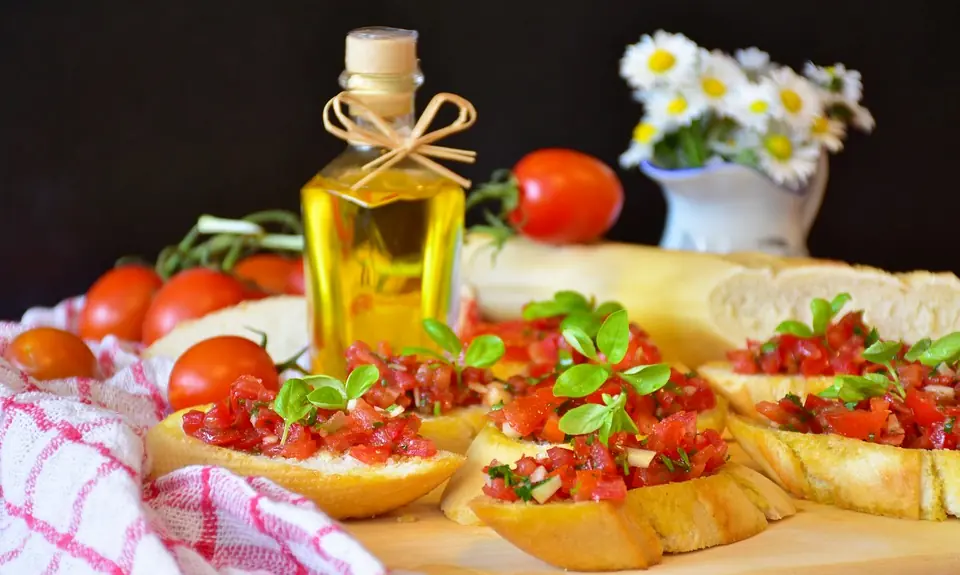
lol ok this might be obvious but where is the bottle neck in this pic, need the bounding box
[339,69,423,149]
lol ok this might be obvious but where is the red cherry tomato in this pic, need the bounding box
[167,335,280,410]
[233,254,296,295]
[508,149,624,244]
[141,268,247,345]
[287,258,305,295]
[4,327,99,380]
[78,265,164,341]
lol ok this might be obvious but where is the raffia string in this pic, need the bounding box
[322,91,478,190]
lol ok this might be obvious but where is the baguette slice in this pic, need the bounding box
[146,406,464,520]
[461,233,960,368]
[727,413,960,520]
[469,462,793,571]
[698,361,833,420]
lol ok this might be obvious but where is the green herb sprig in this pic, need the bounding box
[551,309,672,445]
[775,293,852,338]
[400,319,506,392]
[522,290,625,338]
[272,364,380,443]
[905,332,960,368]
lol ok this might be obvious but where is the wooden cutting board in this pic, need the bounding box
[345,444,960,575]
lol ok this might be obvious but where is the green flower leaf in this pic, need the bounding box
[596,309,629,365]
[558,403,610,436]
[422,318,462,355]
[619,363,672,396]
[918,332,960,367]
[553,363,610,398]
[904,338,931,363]
[305,375,348,410]
[775,320,814,338]
[861,340,901,365]
[274,378,314,443]
[561,327,598,360]
[345,364,380,400]
[464,334,506,368]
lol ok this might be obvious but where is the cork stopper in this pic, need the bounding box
[345,27,418,76]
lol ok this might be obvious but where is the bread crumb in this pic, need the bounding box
[396,514,419,523]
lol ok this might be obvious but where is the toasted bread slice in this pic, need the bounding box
[698,361,833,420]
[469,462,792,571]
[727,413,960,520]
[146,406,464,520]
[418,405,489,454]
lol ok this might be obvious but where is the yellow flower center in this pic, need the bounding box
[780,89,803,114]
[632,122,658,144]
[648,49,676,74]
[701,77,726,98]
[764,134,793,161]
[666,96,688,115]
[749,100,769,114]
[811,116,828,134]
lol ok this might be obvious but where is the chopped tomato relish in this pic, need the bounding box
[345,340,505,416]
[728,311,880,376]
[181,375,437,463]
[482,411,728,503]
[757,379,960,449]
[463,316,661,378]
[486,368,717,443]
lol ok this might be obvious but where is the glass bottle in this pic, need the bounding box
[301,27,465,379]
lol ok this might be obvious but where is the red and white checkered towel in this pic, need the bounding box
[0,297,388,575]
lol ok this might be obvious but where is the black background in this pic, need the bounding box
[2,1,958,319]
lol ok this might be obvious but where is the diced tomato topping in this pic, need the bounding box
[182,376,438,461]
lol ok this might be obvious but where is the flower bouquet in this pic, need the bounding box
[618,31,874,189]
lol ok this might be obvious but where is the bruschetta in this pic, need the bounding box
[442,309,730,525]
[468,410,795,571]
[724,327,960,519]
[145,372,464,519]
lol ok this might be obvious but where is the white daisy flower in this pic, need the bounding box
[849,102,875,133]
[642,88,708,130]
[693,49,748,115]
[810,115,846,152]
[768,67,823,131]
[619,120,664,168]
[803,62,863,103]
[620,30,699,90]
[756,122,821,189]
[735,47,771,75]
[728,80,779,131]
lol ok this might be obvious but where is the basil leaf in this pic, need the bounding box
[830,293,852,315]
[597,416,614,446]
[553,290,592,312]
[345,364,380,400]
[861,340,900,364]
[775,320,814,338]
[400,346,447,361]
[561,327,598,359]
[464,334,506,368]
[596,309,629,365]
[619,363,672,395]
[810,298,832,335]
[422,318,462,355]
[305,376,348,410]
[865,327,880,347]
[760,341,778,354]
[904,338,931,363]
[558,403,610,436]
[274,378,313,442]
[553,363,610,398]
[918,332,960,367]
[594,301,624,316]
[818,374,890,403]
[560,310,604,339]
[522,300,567,321]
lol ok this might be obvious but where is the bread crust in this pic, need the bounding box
[469,462,793,571]
[727,413,960,520]
[698,361,833,420]
[146,407,464,519]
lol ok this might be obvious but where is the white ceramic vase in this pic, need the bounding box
[640,153,829,257]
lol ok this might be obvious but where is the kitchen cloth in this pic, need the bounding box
[0,296,388,575]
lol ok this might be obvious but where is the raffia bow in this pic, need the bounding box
[322,92,478,190]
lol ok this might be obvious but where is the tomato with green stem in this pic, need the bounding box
[233,253,298,295]
[4,327,99,381]
[79,264,164,341]
[467,149,624,246]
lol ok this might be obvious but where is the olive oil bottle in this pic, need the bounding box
[302,27,466,378]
